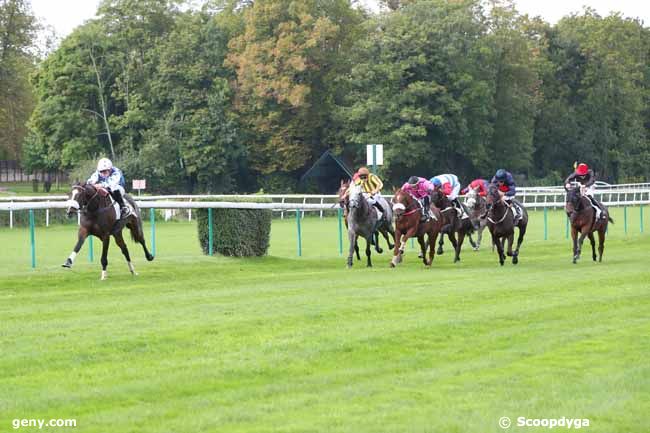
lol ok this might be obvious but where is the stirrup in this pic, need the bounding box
[121,206,131,218]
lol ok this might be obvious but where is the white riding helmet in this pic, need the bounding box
[97,158,113,171]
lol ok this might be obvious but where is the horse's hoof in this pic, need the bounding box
[437,249,444,255]
[473,247,479,251]
[572,258,577,264]
[61,260,72,268]
[376,247,383,254]
[367,264,372,268]
[499,261,504,266]
[389,261,396,268]
[100,271,107,280]
[418,253,424,259]
[146,253,154,261]
[592,255,597,262]
[512,256,518,265]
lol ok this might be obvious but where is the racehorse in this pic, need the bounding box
[346,184,384,267]
[565,184,613,264]
[338,179,395,255]
[485,184,528,266]
[430,189,473,263]
[464,187,489,251]
[63,183,154,279]
[390,188,443,267]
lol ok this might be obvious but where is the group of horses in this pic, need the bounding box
[338,180,613,268]
[59,179,613,279]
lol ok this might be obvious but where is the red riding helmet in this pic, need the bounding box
[576,163,589,176]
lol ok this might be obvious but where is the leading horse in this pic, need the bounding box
[485,185,527,266]
[63,183,154,279]
[464,187,489,251]
[565,184,613,264]
[430,189,473,263]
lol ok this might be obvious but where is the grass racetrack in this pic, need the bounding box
[1,208,649,432]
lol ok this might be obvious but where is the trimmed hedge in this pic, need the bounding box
[196,197,272,257]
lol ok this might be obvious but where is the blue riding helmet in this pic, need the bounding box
[495,169,507,181]
[407,176,419,185]
[431,178,442,187]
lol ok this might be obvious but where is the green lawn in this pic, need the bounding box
[0,210,648,432]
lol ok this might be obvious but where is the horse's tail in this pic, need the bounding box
[125,195,146,243]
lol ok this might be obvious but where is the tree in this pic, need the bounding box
[0,0,36,161]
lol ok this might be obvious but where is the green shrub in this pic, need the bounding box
[196,197,272,257]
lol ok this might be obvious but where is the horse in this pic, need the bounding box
[464,187,489,251]
[338,179,395,255]
[485,185,528,266]
[63,183,154,279]
[346,184,387,267]
[565,184,613,264]
[390,188,443,267]
[429,189,473,263]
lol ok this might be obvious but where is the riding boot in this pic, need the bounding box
[111,190,131,218]
[372,202,384,223]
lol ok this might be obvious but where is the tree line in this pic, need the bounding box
[2,0,649,192]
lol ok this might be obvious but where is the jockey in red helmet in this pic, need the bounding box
[564,163,606,219]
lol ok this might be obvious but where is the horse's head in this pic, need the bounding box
[66,183,100,217]
[486,184,501,207]
[465,187,478,209]
[338,179,351,208]
[347,184,363,209]
[430,188,446,208]
[565,185,583,214]
[391,188,413,218]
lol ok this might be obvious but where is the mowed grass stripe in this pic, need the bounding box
[0,213,648,432]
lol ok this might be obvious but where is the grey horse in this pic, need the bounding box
[346,184,391,267]
[464,187,489,251]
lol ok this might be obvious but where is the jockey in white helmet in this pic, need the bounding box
[87,158,130,217]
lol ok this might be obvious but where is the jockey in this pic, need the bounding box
[489,168,521,223]
[347,167,385,220]
[564,162,605,219]
[430,173,464,216]
[461,179,489,197]
[402,176,435,220]
[87,157,130,218]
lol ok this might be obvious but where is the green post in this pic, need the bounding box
[624,206,628,235]
[337,207,343,255]
[208,208,214,256]
[543,207,548,240]
[640,204,644,233]
[29,209,35,268]
[565,215,569,239]
[150,208,156,257]
[296,210,302,257]
[410,237,414,249]
[88,235,94,262]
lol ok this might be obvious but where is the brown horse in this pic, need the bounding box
[485,185,528,266]
[430,189,473,263]
[565,185,613,264]
[63,183,154,279]
[390,188,443,267]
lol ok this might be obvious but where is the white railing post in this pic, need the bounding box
[46,201,50,227]
[320,197,324,218]
[302,197,306,219]
[188,198,192,222]
[281,197,285,219]
[9,200,13,229]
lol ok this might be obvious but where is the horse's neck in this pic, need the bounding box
[351,195,370,218]
[491,201,509,218]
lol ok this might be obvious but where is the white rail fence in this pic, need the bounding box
[2,187,650,228]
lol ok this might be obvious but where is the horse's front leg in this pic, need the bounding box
[491,230,505,266]
[114,231,136,276]
[347,231,357,268]
[417,235,429,266]
[100,236,110,280]
[365,237,372,267]
[62,226,90,268]
[390,228,403,268]
[571,226,579,264]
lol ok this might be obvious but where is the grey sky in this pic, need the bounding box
[32,0,649,40]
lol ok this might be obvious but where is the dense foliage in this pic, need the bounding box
[5,0,649,191]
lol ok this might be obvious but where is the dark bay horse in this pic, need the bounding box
[464,187,489,251]
[63,183,154,279]
[485,185,528,266]
[430,189,473,263]
[390,189,443,267]
[565,185,613,264]
[338,179,395,256]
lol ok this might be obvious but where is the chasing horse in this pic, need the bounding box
[485,183,528,266]
[345,183,391,267]
[565,183,613,264]
[62,158,153,279]
[390,187,443,267]
[462,179,490,251]
[429,187,473,263]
